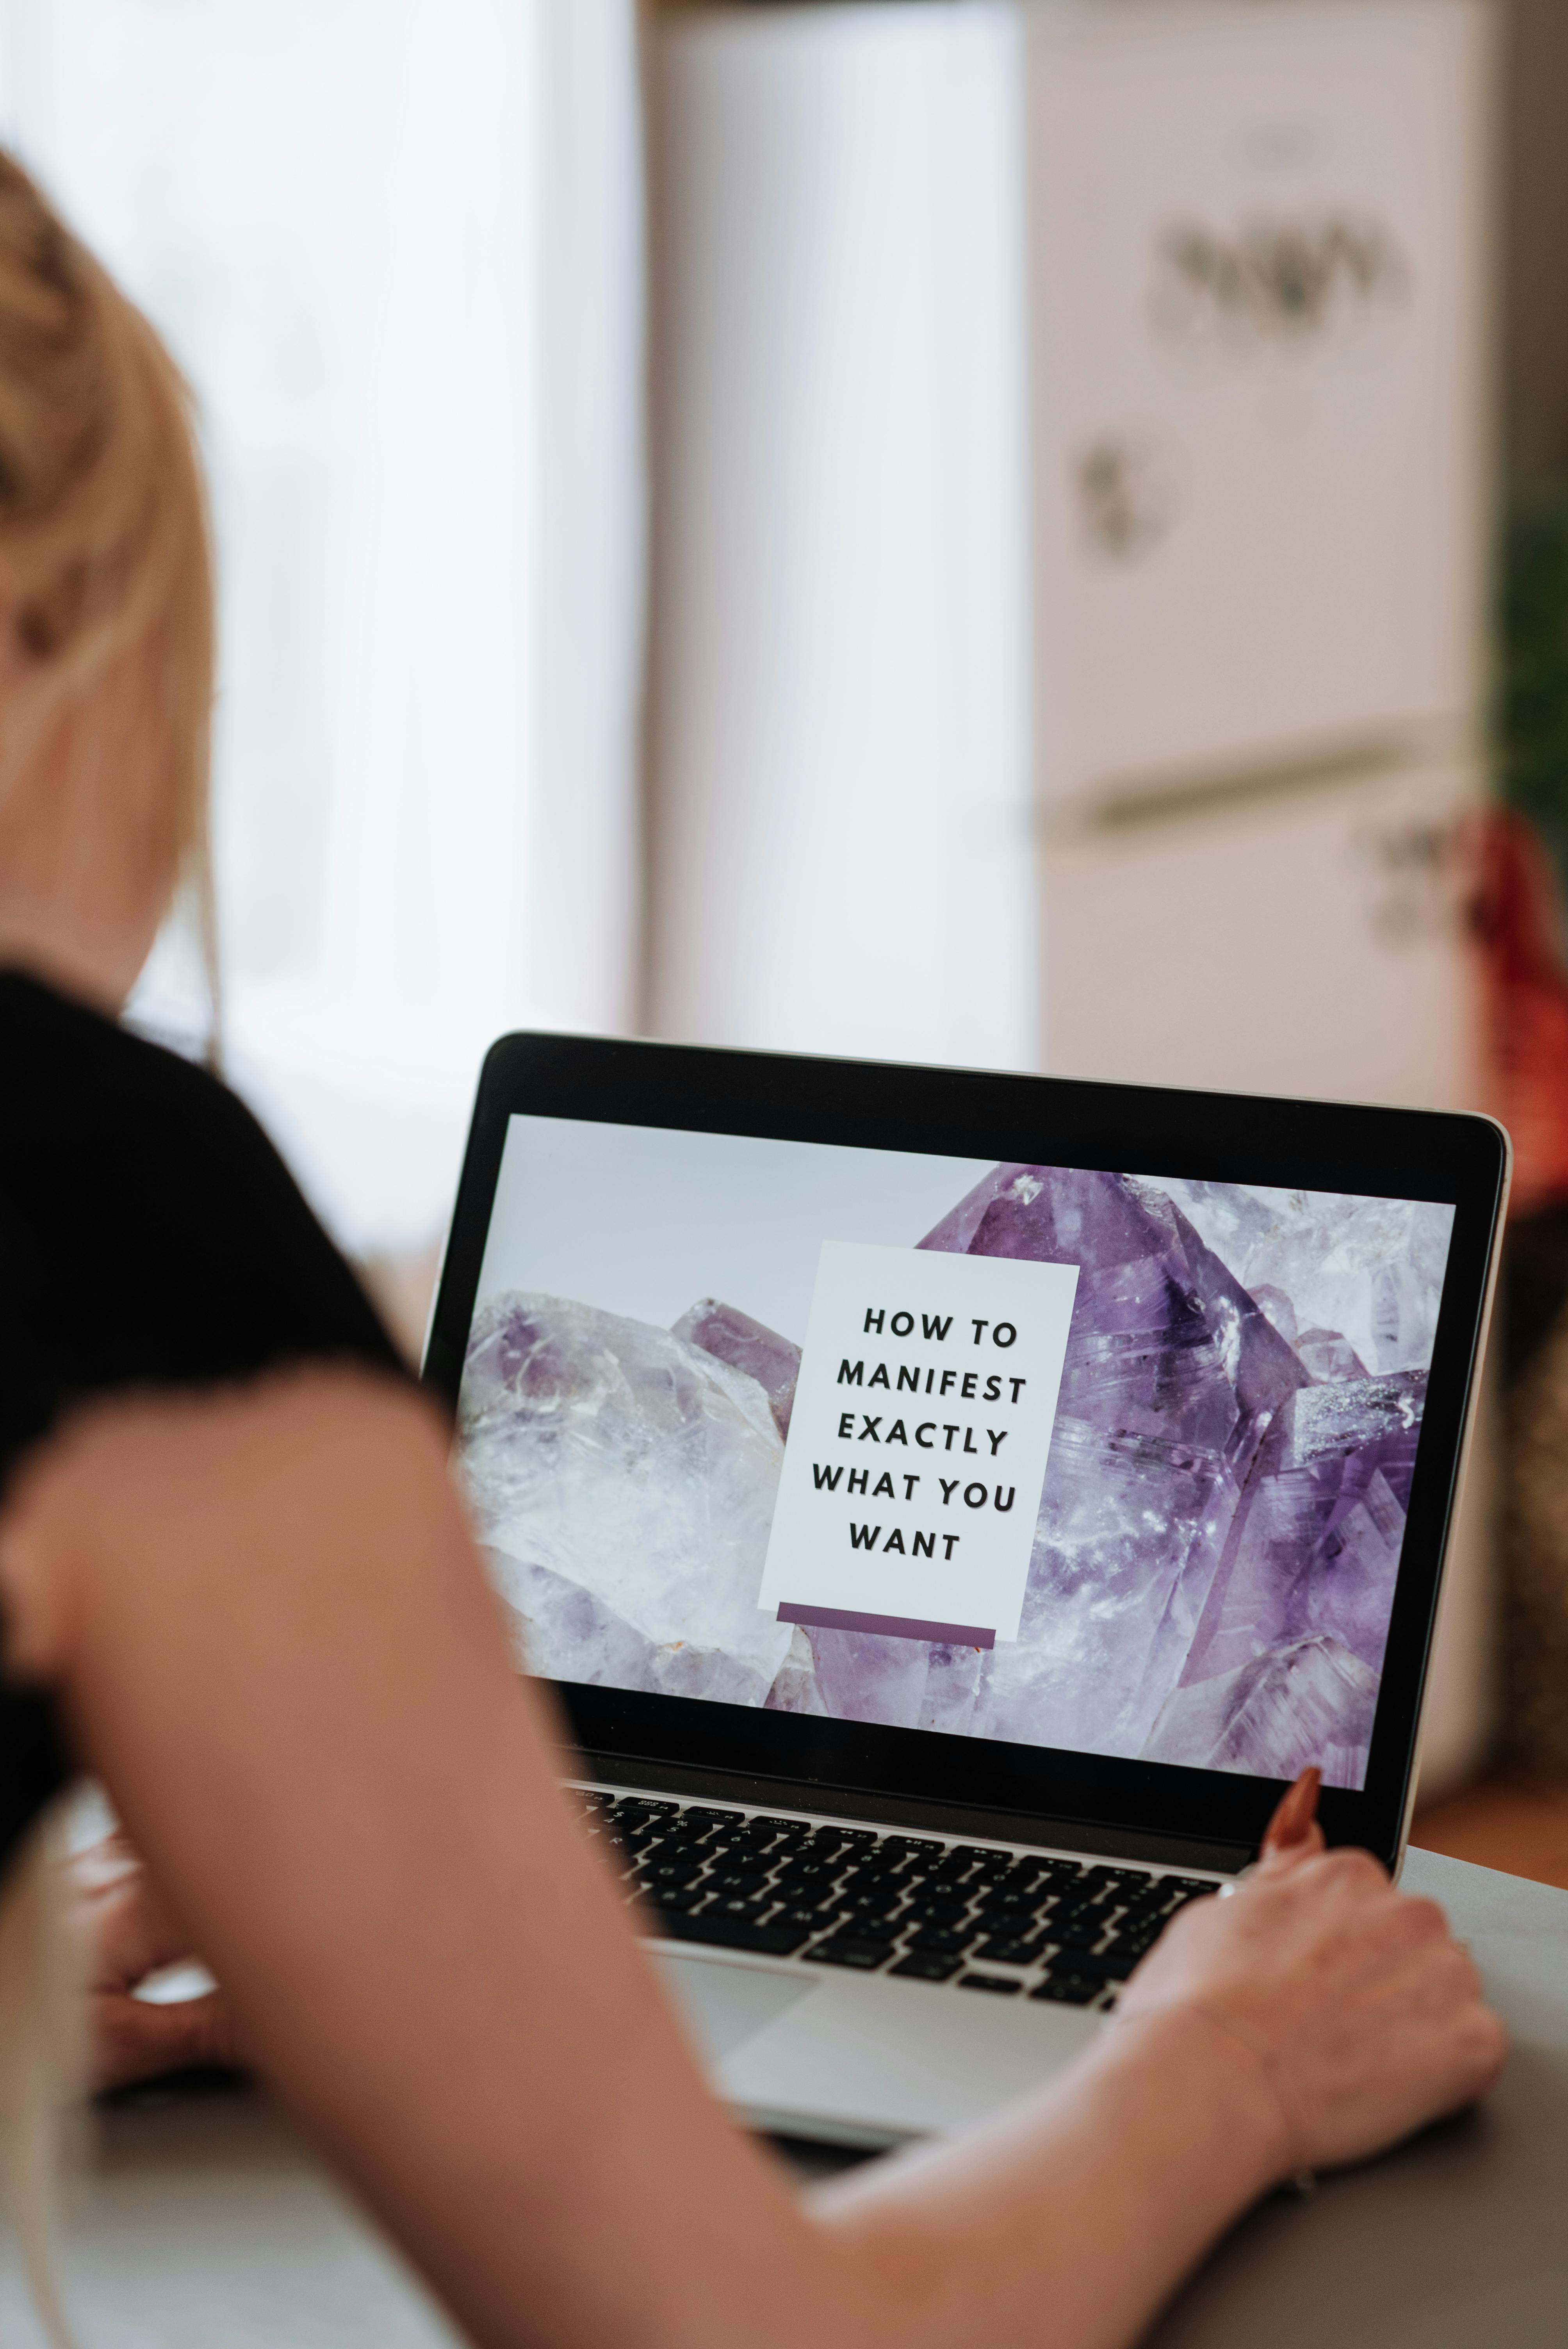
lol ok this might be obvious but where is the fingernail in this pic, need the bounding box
[1262,1767,1321,1853]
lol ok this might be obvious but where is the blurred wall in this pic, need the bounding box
[643,2,1037,1073]
[1502,0,1568,488]
[1026,0,1491,1117]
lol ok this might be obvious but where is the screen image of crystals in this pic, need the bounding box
[457,1166,1454,1789]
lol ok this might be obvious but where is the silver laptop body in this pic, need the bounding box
[425,1035,1507,2147]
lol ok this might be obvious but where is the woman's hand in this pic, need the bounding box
[1114,1832,1508,2179]
[68,1831,241,2091]
[824,1825,1507,2349]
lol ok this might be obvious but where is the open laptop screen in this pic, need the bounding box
[454,1113,1455,1798]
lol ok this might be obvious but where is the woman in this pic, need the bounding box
[0,150,1505,2349]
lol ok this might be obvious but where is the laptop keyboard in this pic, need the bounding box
[570,1787,1222,2007]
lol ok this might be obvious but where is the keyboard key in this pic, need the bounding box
[842,1901,896,1934]
[1112,1889,1172,1925]
[951,1846,1016,1877]
[842,1879,905,1911]
[772,1904,835,1937]
[679,1806,745,1829]
[1059,1948,1128,1982]
[840,1888,907,1921]
[701,1893,776,1923]
[638,1884,710,1916]
[1144,1887,1194,1916]
[904,1926,979,1958]
[1050,1889,1112,1920]
[958,1972,1022,1996]
[810,1935,896,1971]
[770,1860,845,1898]
[929,1850,982,1878]
[637,1861,707,1892]
[1075,1866,1149,1898]
[706,1868,773,1898]
[971,1889,1042,1924]
[992,1856,1046,1886]
[614,1832,668,1859]
[1107,1920,1162,1956]
[772,1878,849,1912]
[662,1911,814,1957]
[1046,1918,1109,1953]
[1164,1876,1221,1896]
[903,1892,974,1925]
[611,1798,680,1818]
[879,1837,944,1857]
[972,1934,1046,1966]
[888,1950,962,1982]
[1030,1973,1102,2006]
[839,1846,900,1873]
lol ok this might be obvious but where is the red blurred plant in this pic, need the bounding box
[1470,804,1568,1217]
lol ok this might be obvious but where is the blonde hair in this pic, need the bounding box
[0,148,215,2340]
[0,148,216,999]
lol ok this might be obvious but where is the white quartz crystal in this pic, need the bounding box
[460,1293,794,1702]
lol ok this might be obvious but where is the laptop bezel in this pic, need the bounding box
[423,1032,1507,1873]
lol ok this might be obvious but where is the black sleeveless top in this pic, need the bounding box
[0,970,410,1879]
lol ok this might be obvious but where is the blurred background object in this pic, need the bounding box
[1025,0,1488,1117]
[0,0,646,1259]
[1467,0,1568,1819]
[643,0,1036,1069]
[8,0,1568,1856]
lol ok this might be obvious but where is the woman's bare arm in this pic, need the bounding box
[0,1370,1506,2349]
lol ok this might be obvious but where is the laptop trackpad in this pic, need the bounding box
[656,1950,817,2061]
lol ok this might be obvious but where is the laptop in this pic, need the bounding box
[422,1035,1507,2150]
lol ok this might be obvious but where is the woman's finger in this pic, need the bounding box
[1258,1767,1325,1870]
[89,1988,241,2094]
[79,1866,193,1993]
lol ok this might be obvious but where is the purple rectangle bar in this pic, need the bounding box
[777,1601,995,1650]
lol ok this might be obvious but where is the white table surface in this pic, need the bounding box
[2,1848,1563,2348]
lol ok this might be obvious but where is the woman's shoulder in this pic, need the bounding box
[0,970,408,1468]
[0,966,262,1153]
[0,966,332,1268]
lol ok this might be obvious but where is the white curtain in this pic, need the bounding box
[0,0,645,1255]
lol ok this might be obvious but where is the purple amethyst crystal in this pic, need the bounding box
[1294,1327,1369,1381]
[1144,1633,1379,1788]
[1179,1372,1425,1690]
[902,1165,1418,1780]
[920,1164,1311,1431]
[671,1297,801,1439]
